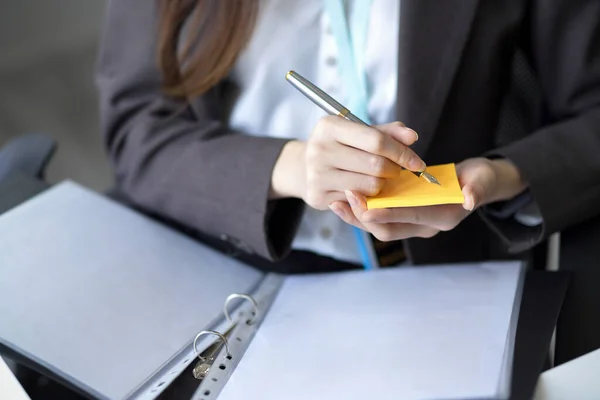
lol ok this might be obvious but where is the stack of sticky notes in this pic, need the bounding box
[366,163,465,209]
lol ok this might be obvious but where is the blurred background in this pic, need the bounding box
[0,0,112,191]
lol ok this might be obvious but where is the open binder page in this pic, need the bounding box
[0,181,263,400]
[219,262,523,400]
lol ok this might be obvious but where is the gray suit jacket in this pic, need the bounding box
[96,0,600,266]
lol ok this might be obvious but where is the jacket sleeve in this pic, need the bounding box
[95,0,304,260]
[479,0,600,253]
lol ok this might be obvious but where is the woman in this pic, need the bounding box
[96,0,600,272]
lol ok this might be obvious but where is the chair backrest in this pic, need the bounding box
[0,134,56,182]
[555,213,600,365]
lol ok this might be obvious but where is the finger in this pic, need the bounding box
[455,158,497,210]
[459,175,490,211]
[370,224,439,241]
[345,190,368,220]
[329,201,367,230]
[374,121,419,146]
[322,190,349,205]
[344,191,397,240]
[462,183,488,211]
[351,216,440,241]
[462,186,477,211]
[321,170,385,197]
[325,116,426,171]
[361,205,466,232]
[330,145,404,178]
[343,192,441,240]
[345,190,399,240]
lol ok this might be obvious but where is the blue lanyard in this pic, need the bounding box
[324,0,372,119]
[324,0,379,270]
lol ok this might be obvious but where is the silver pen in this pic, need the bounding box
[285,70,440,185]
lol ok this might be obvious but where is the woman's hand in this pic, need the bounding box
[328,157,528,241]
[270,116,425,209]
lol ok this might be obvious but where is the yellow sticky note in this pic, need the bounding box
[366,163,465,209]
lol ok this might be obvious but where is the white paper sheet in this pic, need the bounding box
[218,262,523,400]
[0,181,263,400]
[0,357,30,400]
[534,349,600,400]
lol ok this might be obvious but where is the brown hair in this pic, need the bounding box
[157,0,258,98]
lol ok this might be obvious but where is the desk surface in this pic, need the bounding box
[0,358,30,400]
[534,348,600,400]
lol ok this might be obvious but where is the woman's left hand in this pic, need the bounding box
[328,157,527,241]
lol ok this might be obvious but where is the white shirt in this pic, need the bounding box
[228,0,400,264]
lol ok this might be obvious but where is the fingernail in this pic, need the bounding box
[469,194,476,211]
[329,204,345,218]
[408,128,419,141]
[463,193,475,211]
[345,190,358,207]
[410,157,426,172]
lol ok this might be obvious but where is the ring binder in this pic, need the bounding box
[192,330,231,381]
[189,292,260,383]
[223,293,259,325]
[189,274,284,400]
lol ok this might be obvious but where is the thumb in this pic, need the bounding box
[461,180,489,211]
[457,159,497,211]
[375,121,419,146]
[462,185,478,211]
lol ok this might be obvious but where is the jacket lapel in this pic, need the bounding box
[396,0,479,156]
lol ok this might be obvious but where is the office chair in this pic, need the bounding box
[0,133,56,182]
[0,133,56,216]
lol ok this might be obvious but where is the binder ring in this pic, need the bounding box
[193,330,231,359]
[224,293,259,325]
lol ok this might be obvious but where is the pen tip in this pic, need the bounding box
[285,70,294,80]
[422,172,441,185]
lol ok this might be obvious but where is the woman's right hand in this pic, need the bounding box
[271,116,425,210]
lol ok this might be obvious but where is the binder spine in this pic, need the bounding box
[192,330,231,380]
[126,310,234,400]
[127,315,234,400]
[190,273,284,400]
[127,274,282,400]
[128,282,267,399]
